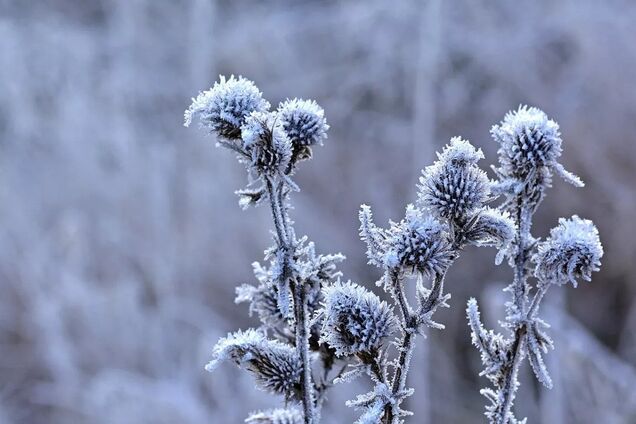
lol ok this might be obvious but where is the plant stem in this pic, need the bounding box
[498,194,532,424]
[496,326,527,424]
[265,177,315,424]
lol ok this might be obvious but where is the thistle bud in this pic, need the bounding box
[206,329,300,399]
[184,75,270,139]
[278,98,329,146]
[241,112,292,177]
[533,215,603,287]
[418,137,490,222]
[464,207,517,264]
[491,105,583,188]
[319,282,397,357]
[384,205,454,278]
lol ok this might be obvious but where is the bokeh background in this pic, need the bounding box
[1,0,635,423]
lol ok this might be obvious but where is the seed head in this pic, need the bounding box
[533,215,603,287]
[319,281,397,357]
[184,75,270,139]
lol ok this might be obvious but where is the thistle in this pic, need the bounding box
[186,76,344,424]
[466,106,603,424]
[322,137,511,424]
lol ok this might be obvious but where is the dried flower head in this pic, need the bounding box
[241,111,292,176]
[384,205,454,278]
[418,137,490,222]
[246,408,304,424]
[319,281,397,357]
[206,329,300,399]
[464,207,517,264]
[491,105,583,187]
[184,75,270,139]
[278,99,329,146]
[533,215,603,287]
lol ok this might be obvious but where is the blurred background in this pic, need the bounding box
[1,0,635,423]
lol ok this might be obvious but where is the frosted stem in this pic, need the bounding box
[266,177,315,424]
[498,193,532,423]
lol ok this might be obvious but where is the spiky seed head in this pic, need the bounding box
[241,111,292,176]
[319,281,397,357]
[184,75,270,139]
[418,137,490,222]
[278,98,329,146]
[533,215,603,287]
[491,105,583,189]
[385,205,454,278]
[206,329,300,399]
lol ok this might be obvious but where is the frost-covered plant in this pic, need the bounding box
[318,137,511,423]
[186,75,343,424]
[466,106,603,424]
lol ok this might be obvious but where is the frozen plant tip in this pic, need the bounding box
[184,75,270,139]
[319,281,397,357]
[533,215,603,287]
[278,99,329,147]
[206,329,301,399]
[418,137,490,223]
[187,76,343,424]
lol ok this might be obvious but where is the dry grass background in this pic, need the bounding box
[0,1,635,422]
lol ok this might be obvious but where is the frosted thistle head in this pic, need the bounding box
[491,105,583,187]
[241,111,292,177]
[184,75,270,139]
[206,329,300,399]
[245,408,303,424]
[533,215,603,287]
[384,205,454,278]
[418,137,490,223]
[464,207,517,264]
[319,281,397,357]
[278,99,329,147]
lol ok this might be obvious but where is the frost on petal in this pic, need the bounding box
[533,215,603,287]
[319,281,397,357]
[245,407,304,424]
[418,137,490,222]
[206,329,300,399]
[184,75,270,139]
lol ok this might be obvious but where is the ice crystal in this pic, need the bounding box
[184,75,270,139]
[418,137,490,222]
[206,329,300,399]
[319,281,397,357]
[533,215,603,287]
[245,407,304,424]
[278,99,329,147]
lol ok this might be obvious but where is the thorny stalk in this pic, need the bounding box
[266,177,315,423]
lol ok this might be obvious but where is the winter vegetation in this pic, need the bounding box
[2,1,636,424]
[186,72,603,424]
